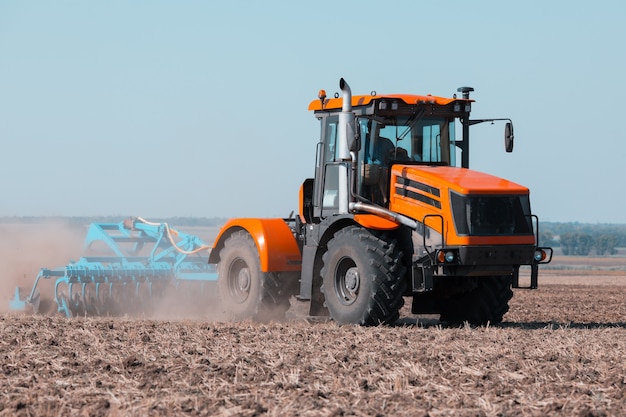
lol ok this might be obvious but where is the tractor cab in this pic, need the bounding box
[307,86,472,219]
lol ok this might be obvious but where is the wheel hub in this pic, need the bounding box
[237,268,251,293]
[228,259,251,304]
[344,267,360,293]
[336,265,360,306]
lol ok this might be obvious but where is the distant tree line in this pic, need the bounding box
[557,233,618,256]
[541,222,626,256]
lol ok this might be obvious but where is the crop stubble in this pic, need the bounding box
[0,273,624,417]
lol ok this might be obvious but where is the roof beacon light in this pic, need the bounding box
[318,89,327,108]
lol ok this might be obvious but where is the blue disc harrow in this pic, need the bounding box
[11,217,218,317]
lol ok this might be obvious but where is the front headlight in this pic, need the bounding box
[437,250,457,263]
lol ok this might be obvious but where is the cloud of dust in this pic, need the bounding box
[0,220,86,313]
[138,226,231,322]
[144,281,230,322]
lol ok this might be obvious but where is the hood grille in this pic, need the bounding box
[394,176,441,209]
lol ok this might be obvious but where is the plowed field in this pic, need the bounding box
[1,222,625,416]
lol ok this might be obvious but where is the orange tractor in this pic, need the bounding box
[209,78,552,325]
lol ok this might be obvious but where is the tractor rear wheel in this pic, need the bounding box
[438,276,513,326]
[217,230,289,322]
[321,226,406,325]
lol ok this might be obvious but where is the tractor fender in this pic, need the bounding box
[208,218,302,272]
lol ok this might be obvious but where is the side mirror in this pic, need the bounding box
[504,122,514,153]
[348,137,360,153]
[347,121,360,152]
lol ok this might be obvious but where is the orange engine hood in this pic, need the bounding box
[389,165,534,246]
[393,165,529,196]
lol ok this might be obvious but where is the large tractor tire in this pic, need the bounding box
[320,226,406,326]
[438,276,513,326]
[217,230,290,322]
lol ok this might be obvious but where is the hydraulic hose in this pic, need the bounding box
[135,217,212,255]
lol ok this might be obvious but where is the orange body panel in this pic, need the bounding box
[353,214,400,230]
[212,218,302,272]
[397,165,530,195]
[308,94,469,111]
[389,165,536,247]
[299,182,306,223]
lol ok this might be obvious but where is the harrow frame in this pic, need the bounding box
[13,217,217,317]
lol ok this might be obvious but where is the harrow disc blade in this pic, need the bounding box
[28,291,41,314]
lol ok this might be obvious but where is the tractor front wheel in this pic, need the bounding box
[438,276,513,326]
[321,226,406,325]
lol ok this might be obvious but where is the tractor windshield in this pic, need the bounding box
[357,116,457,205]
[359,116,457,166]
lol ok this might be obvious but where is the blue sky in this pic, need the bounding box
[1,1,625,223]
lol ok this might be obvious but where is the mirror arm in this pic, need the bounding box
[468,118,513,126]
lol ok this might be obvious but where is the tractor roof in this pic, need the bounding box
[308,93,472,111]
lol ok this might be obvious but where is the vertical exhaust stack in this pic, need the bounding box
[337,78,355,214]
[340,78,352,112]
